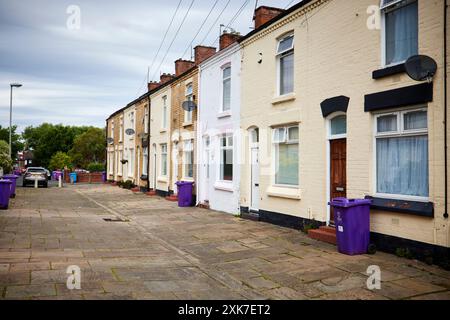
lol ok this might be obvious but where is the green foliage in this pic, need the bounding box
[395,247,414,259]
[87,162,105,173]
[0,140,13,174]
[22,123,93,168]
[0,125,23,160]
[121,180,134,190]
[301,219,320,234]
[69,127,106,169]
[49,152,72,171]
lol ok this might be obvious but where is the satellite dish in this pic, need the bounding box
[182,101,197,112]
[405,55,437,82]
[107,137,114,144]
[125,128,135,136]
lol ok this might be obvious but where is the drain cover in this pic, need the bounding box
[103,218,128,222]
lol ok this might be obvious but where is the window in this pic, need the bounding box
[277,34,294,95]
[222,67,231,111]
[128,148,134,177]
[161,144,168,176]
[330,115,347,136]
[220,134,233,181]
[162,96,168,129]
[375,108,428,198]
[130,111,135,129]
[144,106,149,134]
[183,140,194,178]
[119,117,123,142]
[185,83,193,123]
[273,126,299,186]
[142,147,148,175]
[108,153,114,174]
[110,121,114,139]
[381,0,418,66]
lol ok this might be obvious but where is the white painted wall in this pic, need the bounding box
[123,105,136,182]
[198,43,241,215]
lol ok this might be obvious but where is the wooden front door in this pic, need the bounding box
[330,139,347,223]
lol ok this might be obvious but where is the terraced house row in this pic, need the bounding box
[106,0,450,267]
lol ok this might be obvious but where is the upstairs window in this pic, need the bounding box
[119,116,123,142]
[381,0,418,66]
[185,83,193,124]
[144,106,149,134]
[222,66,231,112]
[162,96,168,129]
[277,34,294,95]
[110,121,115,139]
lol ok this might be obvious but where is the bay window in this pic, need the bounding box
[381,0,418,66]
[277,33,294,95]
[220,134,233,181]
[273,126,299,186]
[375,108,428,199]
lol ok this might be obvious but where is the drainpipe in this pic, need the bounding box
[444,0,449,219]
[147,95,151,192]
[195,71,201,206]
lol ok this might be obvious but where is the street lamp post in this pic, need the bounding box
[9,83,22,158]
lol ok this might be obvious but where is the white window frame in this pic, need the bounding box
[118,150,123,176]
[128,148,135,178]
[110,120,115,139]
[183,139,194,179]
[373,106,429,202]
[272,125,299,187]
[221,65,232,113]
[160,143,168,176]
[144,106,149,134]
[162,95,168,130]
[119,116,123,142]
[184,83,193,124]
[276,33,295,97]
[142,147,149,176]
[380,0,418,67]
[218,133,233,182]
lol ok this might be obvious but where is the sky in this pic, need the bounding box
[0,0,301,133]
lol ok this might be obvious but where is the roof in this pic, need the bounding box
[239,0,314,43]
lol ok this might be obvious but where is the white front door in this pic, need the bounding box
[250,147,260,211]
[152,145,157,190]
[172,143,178,194]
[202,137,210,202]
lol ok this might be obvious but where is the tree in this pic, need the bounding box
[0,140,12,174]
[49,152,72,171]
[21,123,91,168]
[0,125,24,159]
[69,127,106,169]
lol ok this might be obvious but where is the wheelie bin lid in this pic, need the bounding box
[176,181,194,186]
[3,174,19,179]
[329,197,372,208]
[0,180,12,184]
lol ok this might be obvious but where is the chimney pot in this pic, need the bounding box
[220,32,242,51]
[175,59,195,76]
[194,46,217,65]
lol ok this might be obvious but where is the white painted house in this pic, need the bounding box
[123,105,136,183]
[197,34,242,214]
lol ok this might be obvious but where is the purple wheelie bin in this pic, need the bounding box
[329,198,372,255]
[0,180,12,209]
[175,181,194,207]
[3,174,19,198]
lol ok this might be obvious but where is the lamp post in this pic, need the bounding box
[9,83,22,158]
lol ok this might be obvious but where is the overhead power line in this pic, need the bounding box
[210,0,251,46]
[198,0,232,46]
[151,0,196,81]
[181,0,220,60]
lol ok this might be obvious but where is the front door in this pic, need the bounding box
[330,139,347,223]
[152,144,157,191]
[172,142,178,194]
[250,147,260,211]
[202,137,210,202]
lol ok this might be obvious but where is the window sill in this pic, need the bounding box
[372,63,406,79]
[182,177,194,182]
[160,129,167,133]
[272,93,296,105]
[266,185,301,200]
[183,122,193,127]
[157,176,168,183]
[217,111,232,119]
[365,196,434,218]
[214,181,233,192]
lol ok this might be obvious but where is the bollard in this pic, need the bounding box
[59,175,62,188]
[34,178,38,189]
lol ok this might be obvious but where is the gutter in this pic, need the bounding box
[444,0,449,219]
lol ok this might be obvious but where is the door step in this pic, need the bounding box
[166,195,178,202]
[146,189,157,196]
[241,211,260,221]
[308,226,337,245]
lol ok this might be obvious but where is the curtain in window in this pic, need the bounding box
[276,144,299,185]
[377,114,397,132]
[404,110,427,130]
[376,135,428,197]
[280,52,294,95]
[223,78,231,111]
[385,1,418,65]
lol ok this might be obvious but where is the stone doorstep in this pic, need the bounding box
[308,226,337,245]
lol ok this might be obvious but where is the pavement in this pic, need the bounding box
[0,183,449,300]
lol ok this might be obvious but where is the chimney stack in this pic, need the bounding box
[160,73,175,84]
[147,81,160,92]
[220,31,242,51]
[175,59,195,76]
[254,6,284,29]
[194,45,217,65]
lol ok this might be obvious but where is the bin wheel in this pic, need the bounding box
[368,243,377,255]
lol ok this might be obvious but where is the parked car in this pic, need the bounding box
[22,167,48,188]
[44,169,51,180]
